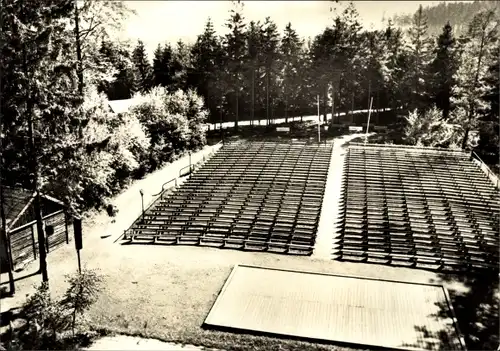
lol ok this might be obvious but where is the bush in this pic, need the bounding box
[5,270,104,350]
[130,87,208,170]
[43,86,151,212]
[165,89,208,150]
[42,85,207,212]
[108,113,150,189]
[402,106,466,148]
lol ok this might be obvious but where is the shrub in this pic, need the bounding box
[7,270,104,350]
[130,87,208,170]
[59,269,104,336]
[108,113,150,190]
[165,89,208,150]
[43,86,151,211]
[43,85,207,212]
[18,282,67,348]
[402,106,463,148]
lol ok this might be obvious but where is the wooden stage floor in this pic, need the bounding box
[204,265,466,351]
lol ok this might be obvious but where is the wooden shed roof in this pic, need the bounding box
[2,186,64,232]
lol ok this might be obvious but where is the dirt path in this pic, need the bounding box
[83,335,216,351]
[313,133,367,259]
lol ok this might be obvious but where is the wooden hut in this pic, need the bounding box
[0,187,72,272]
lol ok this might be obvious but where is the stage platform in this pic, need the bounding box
[204,265,465,351]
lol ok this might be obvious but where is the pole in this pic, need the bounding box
[34,192,48,282]
[139,190,144,222]
[0,185,15,294]
[365,97,374,145]
[317,94,321,144]
[76,249,81,274]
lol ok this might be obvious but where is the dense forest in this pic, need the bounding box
[392,0,499,36]
[1,0,499,214]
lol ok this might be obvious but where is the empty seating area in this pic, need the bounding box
[336,144,499,271]
[126,141,333,255]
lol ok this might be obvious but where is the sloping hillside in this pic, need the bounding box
[392,0,499,36]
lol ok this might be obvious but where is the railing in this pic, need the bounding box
[152,178,178,198]
[123,142,224,240]
[471,151,499,190]
[179,164,193,178]
[123,177,178,240]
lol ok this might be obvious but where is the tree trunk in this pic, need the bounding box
[443,88,450,120]
[0,184,15,294]
[251,65,255,126]
[323,85,327,122]
[72,307,77,337]
[461,127,470,150]
[284,72,288,124]
[351,90,355,123]
[376,89,380,125]
[331,86,335,124]
[74,0,84,96]
[462,101,475,149]
[285,93,288,124]
[338,76,343,117]
[266,70,270,125]
[462,26,487,148]
[23,37,48,283]
[337,92,340,121]
[235,90,239,131]
[220,92,224,143]
[368,80,372,111]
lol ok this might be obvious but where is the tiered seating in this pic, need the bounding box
[336,144,499,271]
[126,141,333,255]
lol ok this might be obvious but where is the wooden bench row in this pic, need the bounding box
[335,249,497,270]
[128,233,314,255]
[343,172,496,194]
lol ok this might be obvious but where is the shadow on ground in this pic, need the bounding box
[406,270,499,350]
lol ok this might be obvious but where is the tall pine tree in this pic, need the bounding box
[132,39,153,94]
[430,22,457,119]
[280,23,303,122]
[381,19,409,114]
[452,9,499,148]
[191,18,224,124]
[98,40,136,100]
[223,1,247,129]
[171,39,193,91]
[152,43,174,89]
[261,17,280,124]
[245,20,264,123]
[476,45,499,169]
[406,5,433,110]
[1,0,85,281]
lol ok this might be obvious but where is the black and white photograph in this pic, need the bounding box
[0,0,499,350]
